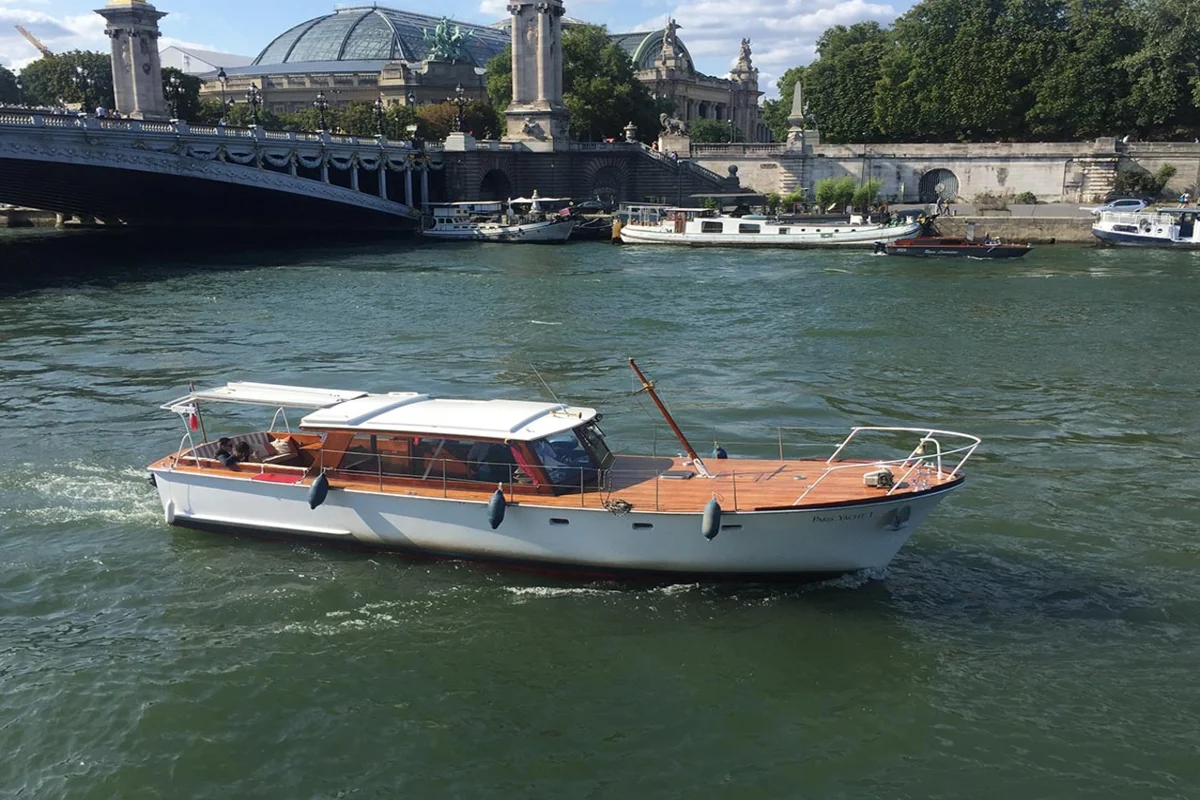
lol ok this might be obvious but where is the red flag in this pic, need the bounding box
[188,410,200,431]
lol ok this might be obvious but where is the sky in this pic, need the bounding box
[0,0,909,97]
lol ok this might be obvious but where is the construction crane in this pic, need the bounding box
[15,25,53,58]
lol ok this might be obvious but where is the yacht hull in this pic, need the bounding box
[150,467,960,579]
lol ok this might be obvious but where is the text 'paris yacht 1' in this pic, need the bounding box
[147,361,981,581]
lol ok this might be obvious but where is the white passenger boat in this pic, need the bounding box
[1091,207,1200,247]
[617,207,921,248]
[421,193,575,243]
[148,361,980,581]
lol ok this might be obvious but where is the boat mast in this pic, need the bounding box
[628,358,712,478]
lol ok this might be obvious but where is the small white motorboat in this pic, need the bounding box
[148,361,981,581]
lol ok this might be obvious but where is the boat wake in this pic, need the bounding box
[528,320,563,326]
[2,463,159,526]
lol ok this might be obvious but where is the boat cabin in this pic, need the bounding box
[163,383,616,496]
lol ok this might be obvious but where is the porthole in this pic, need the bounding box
[632,522,653,530]
[549,518,569,526]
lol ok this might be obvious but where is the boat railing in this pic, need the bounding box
[792,427,981,504]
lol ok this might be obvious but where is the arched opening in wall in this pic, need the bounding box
[479,169,513,201]
[590,166,623,206]
[919,168,959,202]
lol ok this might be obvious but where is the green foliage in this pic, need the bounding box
[780,190,807,212]
[688,118,742,143]
[764,192,782,213]
[18,51,114,110]
[973,191,1009,211]
[1113,162,1177,196]
[702,196,719,210]
[852,178,883,211]
[417,100,502,141]
[485,46,512,109]
[815,176,857,210]
[1014,191,1039,204]
[808,23,890,142]
[762,66,804,142]
[0,65,19,105]
[767,0,1200,141]
[162,67,202,120]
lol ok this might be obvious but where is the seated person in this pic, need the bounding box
[214,437,237,467]
[234,440,258,463]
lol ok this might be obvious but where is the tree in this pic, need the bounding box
[688,118,743,143]
[417,100,503,141]
[0,65,20,105]
[815,176,857,210]
[18,51,114,110]
[852,178,883,211]
[1122,0,1200,136]
[762,66,805,142]
[486,45,512,109]
[162,67,202,121]
[1027,0,1140,138]
[806,23,891,142]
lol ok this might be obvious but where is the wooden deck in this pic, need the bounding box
[151,452,960,514]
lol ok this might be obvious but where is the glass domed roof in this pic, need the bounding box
[253,6,509,67]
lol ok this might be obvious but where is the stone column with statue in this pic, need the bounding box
[95,0,169,121]
[504,0,569,151]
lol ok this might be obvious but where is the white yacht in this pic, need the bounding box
[1092,207,1200,247]
[617,207,921,248]
[421,193,575,243]
[147,362,981,582]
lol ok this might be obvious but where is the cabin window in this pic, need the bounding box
[738,223,761,234]
[1112,224,1138,233]
[778,228,789,234]
[576,421,614,471]
[701,221,723,233]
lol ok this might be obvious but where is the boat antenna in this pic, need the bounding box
[628,358,712,478]
[530,363,564,407]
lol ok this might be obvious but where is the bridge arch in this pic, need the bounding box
[581,157,632,205]
[919,168,959,202]
[479,168,513,201]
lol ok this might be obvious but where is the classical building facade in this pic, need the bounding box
[196,5,768,141]
[613,21,767,142]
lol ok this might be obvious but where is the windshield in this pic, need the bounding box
[532,430,595,486]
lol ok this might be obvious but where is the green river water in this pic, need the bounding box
[0,229,1198,798]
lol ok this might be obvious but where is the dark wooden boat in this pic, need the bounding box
[875,217,1032,259]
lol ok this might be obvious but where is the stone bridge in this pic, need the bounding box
[0,109,429,230]
[437,139,736,206]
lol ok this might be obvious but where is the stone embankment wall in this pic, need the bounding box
[691,140,1200,205]
[934,215,1094,244]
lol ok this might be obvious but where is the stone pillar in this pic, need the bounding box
[379,165,388,200]
[351,166,359,192]
[420,167,429,209]
[405,166,414,207]
[504,0,569,152]
[95,0,169,121]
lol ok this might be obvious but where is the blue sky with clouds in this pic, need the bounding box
[0,0,909,96]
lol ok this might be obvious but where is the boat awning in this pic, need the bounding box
[300,397,598,441]
[161,382,369,410]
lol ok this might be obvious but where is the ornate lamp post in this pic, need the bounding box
[167,72,182,120]
[246,83,261,126]
[14,78,23,108]
[313,91,329,132]
[74,64,91,115]
[374,96,386,137]
[448,84,467,133]
[216,67,228,123]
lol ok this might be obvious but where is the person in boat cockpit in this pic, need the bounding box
[234,441,257,463]
[215,437,236,467]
